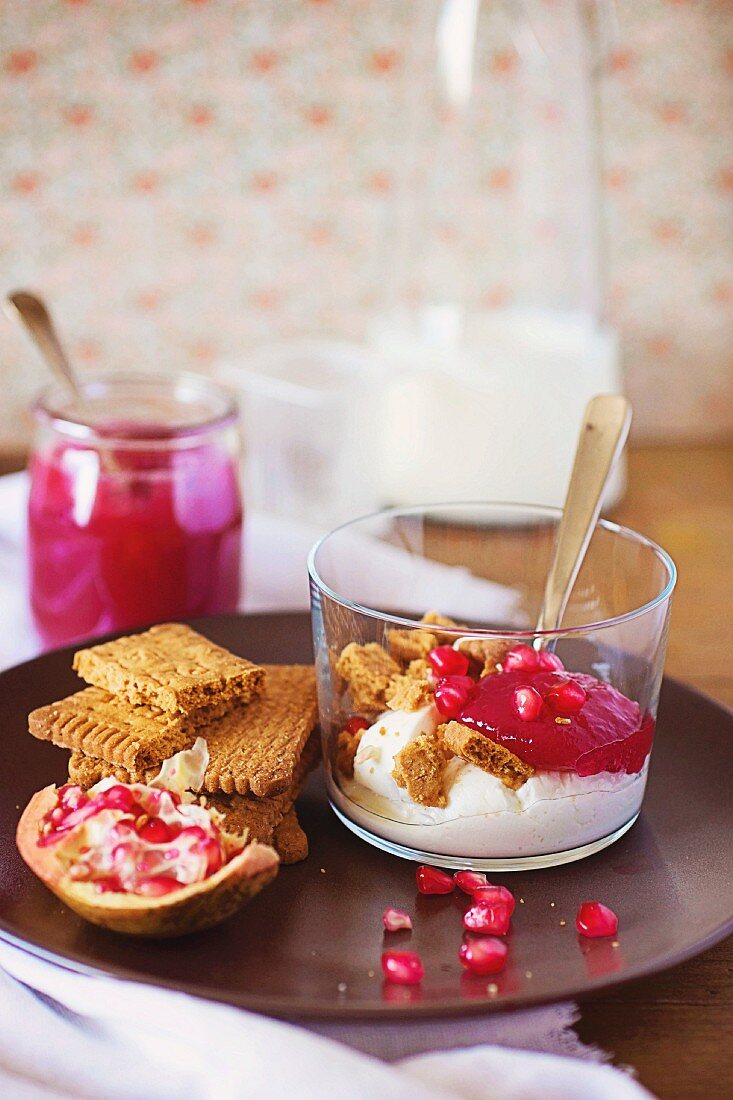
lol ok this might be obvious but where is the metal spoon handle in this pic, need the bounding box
[5,290,87,408]
[535,393,632,636]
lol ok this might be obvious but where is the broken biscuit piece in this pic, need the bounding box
[335,726,364,779]
[387,628,438,665]
[392,731,452,808]
[385,675,434,712]
[438,721,533,790]
[406,658,431,681]
[420,611,463,643]
[335,643,400,712]
[454,638,512,677]
[73,623,265,714]
[273,807,309,865]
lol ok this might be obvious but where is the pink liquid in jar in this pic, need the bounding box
[28,416,242,649]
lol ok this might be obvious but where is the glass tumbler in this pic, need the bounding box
[309,503,676,871]
[28,372,242,649]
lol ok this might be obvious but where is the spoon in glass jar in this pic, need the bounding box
[5,290,93,417]
[5,289,125,473]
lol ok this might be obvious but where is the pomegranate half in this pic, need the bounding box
[17,784,279,937]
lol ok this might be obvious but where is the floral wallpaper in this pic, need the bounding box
[0,0,732,445]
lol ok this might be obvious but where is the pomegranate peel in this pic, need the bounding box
[17,785,279,937]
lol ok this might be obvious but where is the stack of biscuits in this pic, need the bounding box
[28,623,320,864]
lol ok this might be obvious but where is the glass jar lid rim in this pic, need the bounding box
[33,371,238,445]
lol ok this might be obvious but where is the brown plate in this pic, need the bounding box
[0,612,731,1020]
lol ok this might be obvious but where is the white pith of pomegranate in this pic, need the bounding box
[38,779,238,898]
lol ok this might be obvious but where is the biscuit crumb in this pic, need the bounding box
[454,637,513,677]
[385,675,434,712]
[335,726,364,778]
[438,721,534,789]
[335,643,400,712]
[387,628,437,664]
[420,611,462,642]
[406,658,431,681]
[392,730,452,807]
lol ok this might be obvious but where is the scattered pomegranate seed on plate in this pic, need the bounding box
[381,950,425,984]
[463,900,511,935]
[416,865,453,894]
[454,869,489,894]
[458,937,508,975]
[576,901,619,937]
[472,884,516,914]
[382,907,412,931]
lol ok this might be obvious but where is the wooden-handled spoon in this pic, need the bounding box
[534,393,632,638]
[5,290,91,416]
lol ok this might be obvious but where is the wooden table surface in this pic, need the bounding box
[575,443,733,1099]
[0,442,730,1096]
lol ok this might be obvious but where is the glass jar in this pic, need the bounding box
[28,373,242,649]
[309,503,676,871]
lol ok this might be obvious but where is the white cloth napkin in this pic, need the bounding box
[0,472,651,1099]
[0,944,649,1100]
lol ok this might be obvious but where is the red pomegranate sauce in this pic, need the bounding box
[458,669,654,776]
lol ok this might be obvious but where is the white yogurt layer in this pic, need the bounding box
[337,704,648,858]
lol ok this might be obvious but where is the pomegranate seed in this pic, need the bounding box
[135,876,182,897]
[344,715,370,735]
[576,901,619,938]
[381,951,424,985]
[454,870,489,894]
[544,678,587,716]
[58,785,87,812]
[55,799,104,832]
[513,685,543,722]
[416,865,454,895]
[434,675,476,719]
[458,937,507,975]
[94,876,124,894]
[178,825,208,842]
[383,907,413,931]
[195,837,224,876]
[111,842,134,865]
[472,884,516,915]
[463,900,511,935]
[503,644,539,672]
[537,649,565,671]
[96,785,138,813]
[427,645,469,678]
[137,817,173,844]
